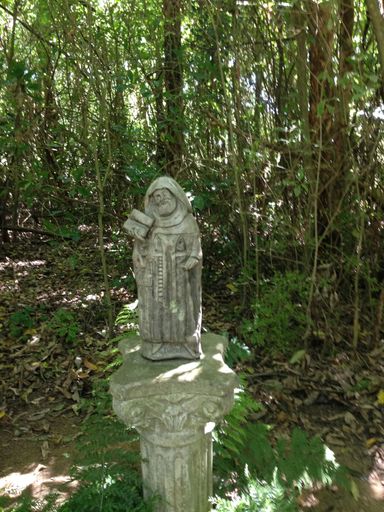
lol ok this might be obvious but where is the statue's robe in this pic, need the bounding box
[133,213,202,359]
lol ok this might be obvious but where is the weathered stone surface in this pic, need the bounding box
[110,333,237,512]
[115,178,236,510]
[140,430,212,512]
[123,176,202,361]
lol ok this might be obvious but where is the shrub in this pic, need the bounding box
[242,271,309,354]
[213,385,350,511]
[8,307,35,339]
[48,309,79,345]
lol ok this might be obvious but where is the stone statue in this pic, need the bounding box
[124,176,202,360]
[113,177,235,512]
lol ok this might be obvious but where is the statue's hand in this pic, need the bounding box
[133,229,146,242]
[183,257,199,270]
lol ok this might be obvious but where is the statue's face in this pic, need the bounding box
[152,188,177,217]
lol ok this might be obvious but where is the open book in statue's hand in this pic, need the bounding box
[123,209,154,240]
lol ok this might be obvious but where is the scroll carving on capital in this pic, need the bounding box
[113,393,232,433]
[124,177,202,361]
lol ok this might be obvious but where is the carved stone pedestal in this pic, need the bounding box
[110,333,237,512]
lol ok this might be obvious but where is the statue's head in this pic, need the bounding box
[151,187,177,217]
[145,176,192,222]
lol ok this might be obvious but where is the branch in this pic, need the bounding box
[366,0,384,83]
[4,225,75,239]
[0,2,50,51]
[0,2,89,80]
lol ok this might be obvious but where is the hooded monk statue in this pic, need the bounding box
[123,176,202,360]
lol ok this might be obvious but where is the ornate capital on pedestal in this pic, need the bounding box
[114,391,233,433]
[111,333,237,433]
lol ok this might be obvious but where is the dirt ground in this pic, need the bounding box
[0,411,81,508]
[299,445,384,511]
[1,237,384,511]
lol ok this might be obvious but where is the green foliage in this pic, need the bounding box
[5,494,58,512]
[41,221,80,242]
[6,382,155,512]
[8,307,35,339]
[213,477,297,512]
[352,378,372,392]
[115,301,139,330]
[58,383,156,512]
[224,337,252,368]
[275,430,348,491]
[242,272,309,354]
[6,306,80,346]
[214,387,350,511]
[1,0,383,347]
[47,309,79,345]
[214,388,271,493]
[4,366,351,512]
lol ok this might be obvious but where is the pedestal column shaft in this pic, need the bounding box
[140,430,212,512]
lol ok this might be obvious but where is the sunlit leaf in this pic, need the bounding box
[84,359,98,371]
[366,437,379,449]
[350,480,360,501]
[377,389,384,405]
[289,349,306,365]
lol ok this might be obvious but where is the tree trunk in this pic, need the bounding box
[366,0,384,84]
[163,0,184,178]
[308,0,337,241]
[334,0,354,178]
[231,4,250,270]
[6,0,24,240]
[293,2,311,155]
[87,5,115,339]
[155,65,166,170]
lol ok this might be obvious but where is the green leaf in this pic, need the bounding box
[192,195,207,210]
[350,480,360,501]
[317,100,325,117]
[289,349,306,365]
[8,60,26,80]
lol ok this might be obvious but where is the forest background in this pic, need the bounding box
[1,0,384,510]
[2,0,384,350]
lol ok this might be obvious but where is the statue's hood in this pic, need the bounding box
[144,176,192,227]
[145,176,192,213]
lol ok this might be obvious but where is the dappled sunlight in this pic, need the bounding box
[35,288,104,306]
[26,334,41,346]
[0,465,40,497]
[299,492,320,508]
[368,470,384,500]
[1,0,384,509]
[0,253,104,310]
[0,259,47,271]
[0,260,47,293]
[156,362,203,382]
[123,341,141,355]
[0,461,78,503]
[212,352,237,375]
[297,469,384,510]
[205,421,215,434]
